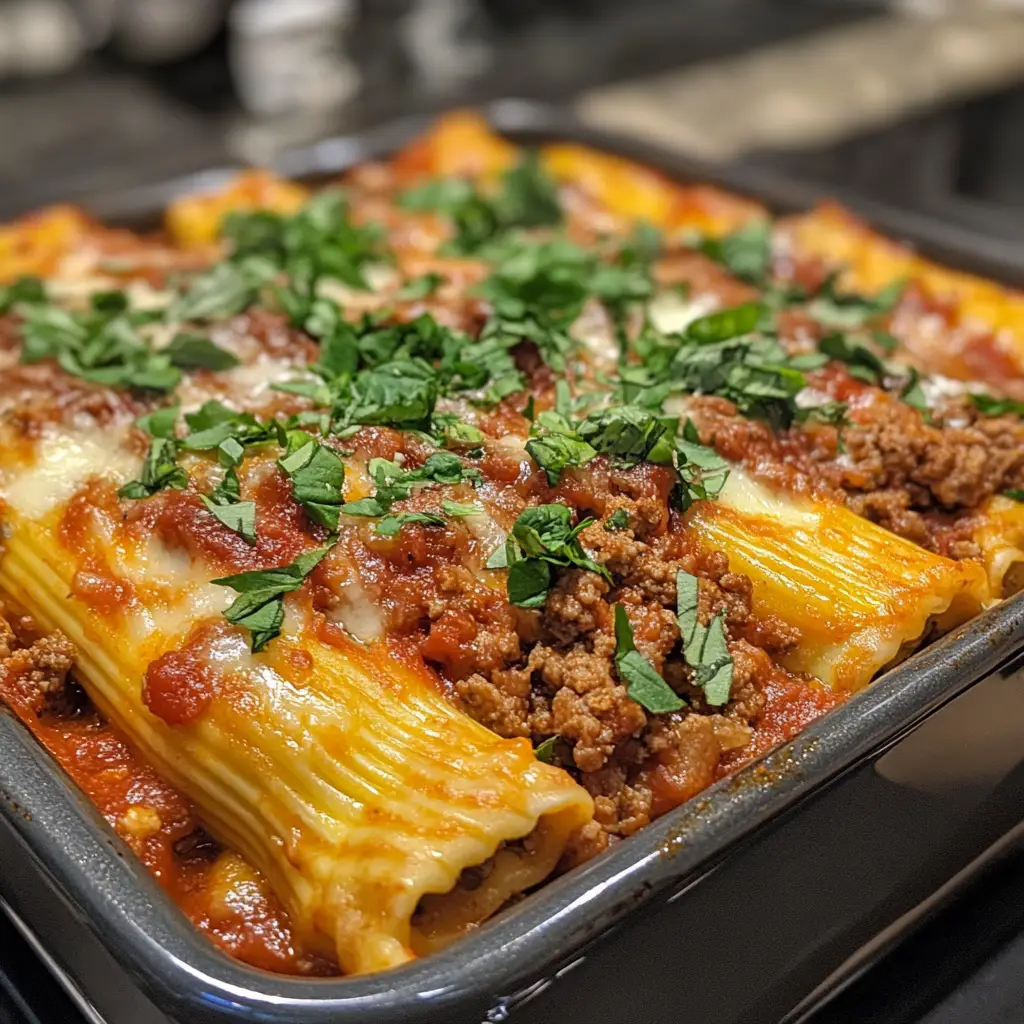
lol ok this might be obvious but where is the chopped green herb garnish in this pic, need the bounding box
[807,276,905,330]
[162,332,240,371]
[676,570,734,706]
[20,301,181,392]
[613,604,684,714]
[492,504,609,608]
[340,452,481,519]
[375,510,447,536]
[200,494,257,544]
[212,546,332,652]
[533,735,559,764]
[971,393,1024,418]
[397,272,445,301]
[818,332,888,385]
[0,275,45,314]
[604,508,629,532]
[695,220,772,285]
[118,407,187,499]
[277,432,346,532]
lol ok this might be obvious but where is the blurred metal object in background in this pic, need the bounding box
[229,0,358,115]
[0,0,85,79]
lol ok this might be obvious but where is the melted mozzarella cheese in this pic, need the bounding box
[717,467,820,530]
[1,429,139,519]
[327,579,386,643]
[174,354,313,413]
[647,290,718,335]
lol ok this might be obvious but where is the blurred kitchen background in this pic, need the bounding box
[4,2,1024,1023]
[0,0,1023,240]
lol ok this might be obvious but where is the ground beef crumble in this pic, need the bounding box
[686,365,1024,558]
[441,463,820,847]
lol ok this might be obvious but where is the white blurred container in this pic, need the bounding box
[228,0,359,116]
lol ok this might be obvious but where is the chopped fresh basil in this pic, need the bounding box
[796,400,849,427]
[401,151,562,255]
[578,405,675,465]
[696,220,772,285]
[808,276,905,330]
[168,256,277,322]
[1004,489,1024,502]
[212,546,332,651]
[397,272,445,301]
[525,430,596,484]
[0,275,45,314]
[818,332,888,385]
[604,508,629,532]
[277,432,346,531]
[163,332,240,371]
[375,510,447,536]
[339,451,481,519]
[19,301,182,392]
[200,494,256,544]
[673,427,730,510]
[685,302,763,344]
[676,570,734,706]
[613,604,684,714]
[533,735,559,764]
[118,408,187,499]
[901,368,929,415]
[181,401,275,455]
[495,504,609,608]
[971,393,1024,418]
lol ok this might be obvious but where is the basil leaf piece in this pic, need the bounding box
[485,543,510,570]
[168,257,277,322]
[212,546,332,652]
[118,437,187,499]
[686,302,763,344]
[900,368,929,415]
[136,405,179,440]
[339,451,481,520]
[971,393,1024,418]
[277,435,345,532]
[0,275,45,314]
[795,400,849,427]
[674,432,730,511]
[604,508,629,532]
[398,177,475,213]
[163,332,240,371]
[533,736,559,764]
[341,497,388,517]
[697,220,772,285]
[1004,490,1024,502]
[200,495,257,544]
[19,301,183,393]
[507,558,553,608]
[397,272,445,301]
[525,432,597,484]
[675,570,734,706]
[180,401,275,453]
[818,332,888,385]
[118,408,187,499]
[375,511,447,536]
[441,500,479,517]
[578,405,674,465]
[497,504,609,608]
[808,277,905,330]
[613,604,684,714]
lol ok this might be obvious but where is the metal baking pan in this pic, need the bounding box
[4,99,1024,1024]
